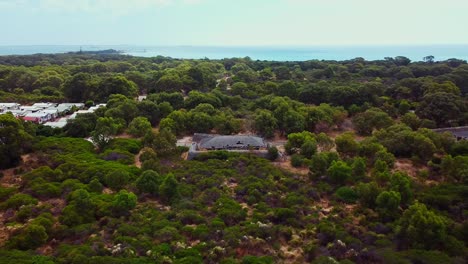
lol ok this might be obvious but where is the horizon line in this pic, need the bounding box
[2,43,468,47]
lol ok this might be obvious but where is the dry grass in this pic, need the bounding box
[280,243,304,264]
[273,160,309,176]
[0,153,41,188]
[0,213,10,247]
[38,198,66,216]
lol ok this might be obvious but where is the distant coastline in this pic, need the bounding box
[0,44,467,62]
[67,49,122,55]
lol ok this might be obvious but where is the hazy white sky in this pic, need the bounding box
[1,0,467,45]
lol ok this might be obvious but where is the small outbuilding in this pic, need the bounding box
[32,102,56,109]
[20,106,41,113]
[0,103,20,112]
[44,118,68,128]
[23,112,52,124]
[41,109,59,119]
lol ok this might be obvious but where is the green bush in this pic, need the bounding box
[104,170,131,190]
[100,149,134,165]
[30,182,61,198]
[177,145,190,153]
[327,160,352,184]
[1,193,38,210]
[136,170,161,195]
[0,250,54,264]
[112,190,137,217]
[0,186,16,201]
[303,241,319,262]
[193,151,238,161]
[154,226,181,243]
[396,202,447,249]
[159,174,180,204]
[34,137,95,155]
[334,187,358,203]
[272,208,296,224]
[215,197,247,226]
[106,138,142,154]
[15,205,36,222]
[128,117,152,138]
[401,250,452,264]
[267,146,279,161]
[242,255,274,264]
[88,178,104,193]
[291,154,305,167]
[9,224,48,250]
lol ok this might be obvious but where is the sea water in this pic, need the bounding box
[0,45,467,62]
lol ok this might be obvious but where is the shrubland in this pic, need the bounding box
[0,53,466,263]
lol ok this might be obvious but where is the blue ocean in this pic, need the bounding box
[0,45,467,62]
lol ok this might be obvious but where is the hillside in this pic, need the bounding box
[0,54,467,263]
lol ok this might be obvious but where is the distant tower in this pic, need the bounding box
[79,46,82,54]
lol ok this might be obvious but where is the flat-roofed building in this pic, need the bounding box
[433,126,468,141]
[20,106,41,113]
[44,118,68,128]
[41,109,59,119]
[48,105,71,115]
[188,133,269,160]
[0,103,21,112]
[23,112,52,124]
[69,110,93,119]
[32,102,56,109]
[198,135,267,150]
[88,104,106,112]
[4,109,27,117]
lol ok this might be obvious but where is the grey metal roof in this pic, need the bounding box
[199,135,266,149]
[433,127,468,139]
[452,130,468,138]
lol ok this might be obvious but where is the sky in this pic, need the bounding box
[1,0,468,46]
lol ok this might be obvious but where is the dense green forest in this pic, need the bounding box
[0,53,467,264]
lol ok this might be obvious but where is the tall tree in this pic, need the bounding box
[97,75,138,102]
[254,110,278,138]
[128,117,152,138]
[136,170,161,195]
[145,128,177,157]
[416,92,465,127]
[63,73,98,102]
[159,174,179,204]
[0,113,32,169]
[91,117,123,150]
[396,202,447,249]
[112,190,137,216]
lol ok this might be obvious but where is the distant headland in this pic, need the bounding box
[68,49,123,55]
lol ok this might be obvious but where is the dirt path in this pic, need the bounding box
[114,133,133,139]
[176,136,192,147]
[134,150,143,168]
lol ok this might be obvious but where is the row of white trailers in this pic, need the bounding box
[0,103,105,128]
